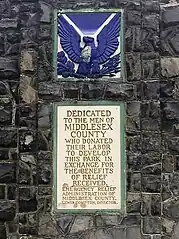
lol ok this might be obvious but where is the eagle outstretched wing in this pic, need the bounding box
[58,15,81,63]
[95,13,121,64]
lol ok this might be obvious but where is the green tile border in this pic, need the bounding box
[52,9,125,82]
[53,101,126,214]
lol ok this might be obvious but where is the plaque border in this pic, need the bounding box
[52,8,125,82]
[53,101,126,214]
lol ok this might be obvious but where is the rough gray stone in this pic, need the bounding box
[0,163,16,183]
[142,13,159,31]
[125,26,141,52]
[18,154,36,185]
[126,227,141,239]
[127,102,140,132]
[0,58,19,79]
[21,50,38,72]
[57,215,74,234]
[19,187,37,212]
[126,53,141,81]
[19,75,37,104]
[162,218,175,236]
[162,6,179,25]
[38,214,59,236]
[161,58,179,77]
[163,199,179,219]
[143,216,161,234]
[70,216,93,233]
[127,192,141,213]
[40,3,51,23]
[172,222,179,239]
[141,194,161,216]
[0,202,16,221]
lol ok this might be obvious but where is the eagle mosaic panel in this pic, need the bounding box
[57,12,121,79]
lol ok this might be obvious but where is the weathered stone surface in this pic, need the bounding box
[19,75,37,104]
[0,186,5,199]
[0,82,9,95]
[0,33,4,54]
[125,26,141,52]
[142,0,159,12]
[0,58,19,79]
[126,227,141,239]
[141,101,160,131]
[38,151,52,161]
[162,154,174,172]
[0,98,12,126]
[142,132,161,153]
[127,102,140,132]
[143,216,161,234]
[172,222,179,239]
[162,6,179,25]
[19,130,36,153]
[160,21,179,55]
[162,218,175,236]
[0,202,16,221]
[141,27,160,52]
[19,187,37,212]
[84,228,125,239]
[105,83,135,100]
[142,13,159,31]
[21,50,38,72]
[62,81,82,99]
[127,173,141,192]
[38,104,51,129]
[141,194,161,216]
[81,82,105,99]
[18,104,36,128]
[127,193,141,213]
[127,10,141,25]
[163,199,179,219]
[39,25,51,41]
[38,82,63,98]
[0,19,18,29]
[142,53,160,78]
[70,216,93,233]
[21,26,39,47]
[163,135,179,153]
[163,173,179,197]
[161,102,179,133]
[0,163,16,183]
[161,58,179,77]
[18,154,36,185]
[0,224,6,239]
[127,153,141,171]
[142,175,161,193]
[127,135,141,153]
[7,185,16,200]
[160,80,175,99]
[38,214,59,236]
[143,81,160,99]
[40,3,51,23]
[126,53,141,81]
[38,162,52,185]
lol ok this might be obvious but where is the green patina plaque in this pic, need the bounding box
[53,101,126,213]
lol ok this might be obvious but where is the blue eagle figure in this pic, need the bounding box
[58,13,120,77]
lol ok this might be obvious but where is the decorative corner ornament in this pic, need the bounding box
[57,11,122,79]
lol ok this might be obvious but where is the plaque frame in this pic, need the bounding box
[52,9,125,82]
[53,101,126,214]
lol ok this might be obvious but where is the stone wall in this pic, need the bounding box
[0,0,179,238]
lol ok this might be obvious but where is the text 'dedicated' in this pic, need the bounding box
[56,105,122,210]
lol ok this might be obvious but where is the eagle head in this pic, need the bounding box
[83,36,94,45]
